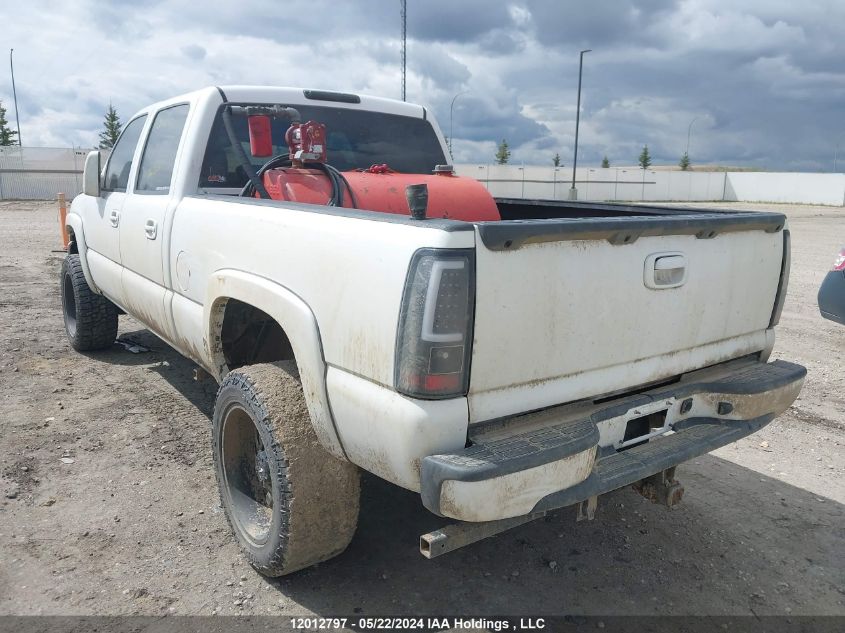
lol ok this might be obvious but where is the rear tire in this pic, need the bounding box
[212,361,360,576]
[60,254,118,351]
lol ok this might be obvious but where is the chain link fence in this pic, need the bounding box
[0,146,89,200]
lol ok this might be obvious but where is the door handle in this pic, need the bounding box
[108,209,120,228]
[144,219,158,240]
[644,252,687,289]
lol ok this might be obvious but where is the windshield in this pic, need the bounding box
[200,104,447,189]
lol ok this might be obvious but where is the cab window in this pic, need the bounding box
[102,115,147,192]
[136,104,190,195]
[199,105,446,189]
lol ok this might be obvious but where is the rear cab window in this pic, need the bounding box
[199,105,446,190]
[136,104,190,195]
[102,115,147,192]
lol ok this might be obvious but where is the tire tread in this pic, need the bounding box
[61,255,118,351]
[213,362,360,576]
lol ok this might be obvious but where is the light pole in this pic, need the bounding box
[10,48,22,146]
[400,0,407,101]
[686,116,698,157]
[569,48,591,200]
[448,90,469,156]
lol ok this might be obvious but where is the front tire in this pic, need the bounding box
[60,254,118,351]
[212,361,360,576]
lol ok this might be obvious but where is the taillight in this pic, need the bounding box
[395,248,475,399]
[832,246,845,271]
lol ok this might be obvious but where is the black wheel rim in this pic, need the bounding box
[220,403,274,546]
[62,270,77,338]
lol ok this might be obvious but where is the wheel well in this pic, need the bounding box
[66,227,79,254]
[219,299,295,371]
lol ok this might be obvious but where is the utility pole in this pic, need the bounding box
[10,48,22,146]
[569,49,591,200]
[400,0,407,102]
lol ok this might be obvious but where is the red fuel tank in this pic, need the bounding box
[263,167,500,222]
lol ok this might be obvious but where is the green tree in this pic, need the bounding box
[99,103,122,149]
[0,100,18,146]
[495,139,511,165]
[638,145,652,170]
[679,151,690,171]
[601,155,610,168]
[552,152,561,167]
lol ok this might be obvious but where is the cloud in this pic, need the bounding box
[408,45,471,90]
[0,0,842,171]
[181,44,207,61]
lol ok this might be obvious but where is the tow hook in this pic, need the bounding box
[633,466,685,507]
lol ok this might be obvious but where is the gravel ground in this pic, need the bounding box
[0,200,842,617]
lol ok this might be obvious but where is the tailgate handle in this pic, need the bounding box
[645,252,687,289]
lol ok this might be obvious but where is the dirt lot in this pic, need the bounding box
[0,200,842,616]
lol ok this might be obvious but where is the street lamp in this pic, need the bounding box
[400,0,407,101]
[448,90,469,156]
[686,116,698,158]
[569,48,591,200]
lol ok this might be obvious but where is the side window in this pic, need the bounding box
[136,104,190,195]
[102,115,147,192]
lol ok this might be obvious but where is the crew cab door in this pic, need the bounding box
[118,104,190,336]
[82,114,147,305]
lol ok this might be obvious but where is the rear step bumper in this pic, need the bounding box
[420,359,805,522]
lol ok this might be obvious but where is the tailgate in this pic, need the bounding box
[468,213,788,422]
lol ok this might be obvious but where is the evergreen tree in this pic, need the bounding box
[638,145,652,169]
[0,100,18,146]
[552,152,561,167]
[495,139,511,165]
[601,155,610,168]
[99,103,122,149]
[679,151,691,171]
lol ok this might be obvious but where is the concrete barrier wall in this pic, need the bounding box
[724,172,845,206]
[455,164,845,206]
[4,148,844,206]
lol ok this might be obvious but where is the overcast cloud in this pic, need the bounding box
[1,0,843,170]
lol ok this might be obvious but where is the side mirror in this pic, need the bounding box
[83,150,101,197]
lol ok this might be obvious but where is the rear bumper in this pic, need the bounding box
[420,359,806,522]
[818,270,845,325]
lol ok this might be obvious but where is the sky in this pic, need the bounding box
[1,0,844,171]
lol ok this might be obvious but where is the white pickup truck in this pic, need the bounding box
[62,86,805,576]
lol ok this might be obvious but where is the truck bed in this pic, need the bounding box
[495,197,781,221]
[485,198,785,249]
